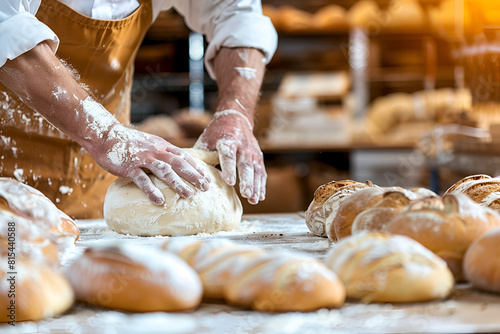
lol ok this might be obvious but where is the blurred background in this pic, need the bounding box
[131,0,500,214]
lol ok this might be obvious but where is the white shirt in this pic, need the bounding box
[0,0,277,79]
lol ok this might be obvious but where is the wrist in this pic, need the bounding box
[213,109,254,130]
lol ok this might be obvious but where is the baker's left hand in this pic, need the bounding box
[194,110,266,205]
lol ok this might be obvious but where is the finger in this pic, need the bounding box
[237,152,254,199]
[129,169,165,205]
[178,150,212,184]
[248,161,262,205]
[150,161,195,198]
[162,157,209,192]
[259,172,267,201]
[217,140,237,186]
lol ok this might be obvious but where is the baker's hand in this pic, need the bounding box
[194,110,266,205]
[91,124,211,205]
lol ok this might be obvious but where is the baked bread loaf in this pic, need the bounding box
[0,258,74,322]
[351,188,437,234]
[313,5,349,31]
[0,217,59,266]
[324,231,454,303]
[0,177,79,245]
[464,227,500,293]
[328,187,436,241]
[162,238,346,312]
[305,180,375,237]
[384,194,500,280]
[66,242,202,312]
[444,174,500,211]
[346,0,381,27]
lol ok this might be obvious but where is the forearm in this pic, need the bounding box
[213,47,266,127]
[0,41,118,155]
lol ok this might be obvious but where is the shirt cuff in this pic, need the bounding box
[204,14,278,79]
[0,12,59,67]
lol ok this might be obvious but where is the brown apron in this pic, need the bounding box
[0,0,153,218]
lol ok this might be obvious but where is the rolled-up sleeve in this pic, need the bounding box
[0,1,59,67]
[173,0,278,79]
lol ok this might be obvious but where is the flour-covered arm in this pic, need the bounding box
[173,0,277,204]
[0,41,211,204]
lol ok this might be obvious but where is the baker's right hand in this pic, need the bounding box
[90,124,211,205]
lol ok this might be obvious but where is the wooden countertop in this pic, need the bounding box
[4,213,500,334]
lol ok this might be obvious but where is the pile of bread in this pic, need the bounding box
[359,88,472,144]
[306,174,500,301]
[0,178,346,322]
[0,178,80,322]
[5,172,500,323]
[263,0,452,35]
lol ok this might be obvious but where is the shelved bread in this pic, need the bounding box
[328,186,437,241]
[66,242,203,312]
[162,238,346,312]
[305,180,375,237]
[324,231,454,303]
[444,174,500,211]
[463,227,500,293]
[383,194,500,280]
[0,258,74,322]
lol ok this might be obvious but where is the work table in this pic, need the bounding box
[4,213,500,334]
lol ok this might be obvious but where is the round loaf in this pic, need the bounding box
[464,228,500,293]
[329,187,434,241]
[0,259,74,322]
[444,174,500,211]
[66,242,202,312]
[305,180,374,237]
[104,149,242,236]
[324,231,454,303]
[385,194,500,281]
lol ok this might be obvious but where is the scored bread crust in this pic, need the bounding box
[444,174,500,211]
[163,238,346,312]
[329,187,438,241]
[305,180,375,237]
[324,231,454,303]
[385,193,500,281]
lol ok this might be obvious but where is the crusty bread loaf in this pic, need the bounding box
[305,180,375,237]
[324,231,454,303]
[346,0,381,27]
[385,194,500,281]
[464,227,500,293]
[0,217,59,266]
[0,258,74,322]
[162,238,346,312]
[66,242,203,312]
[312,5,349,31]
[0,177,79,246]
[329,187,436,241]
[444,174,500,211]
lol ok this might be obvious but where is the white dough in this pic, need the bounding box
[103,149,243,236]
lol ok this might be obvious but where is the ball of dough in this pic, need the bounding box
[104,149,243,236]
[464,228,500,293]
[324,231,454,303]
